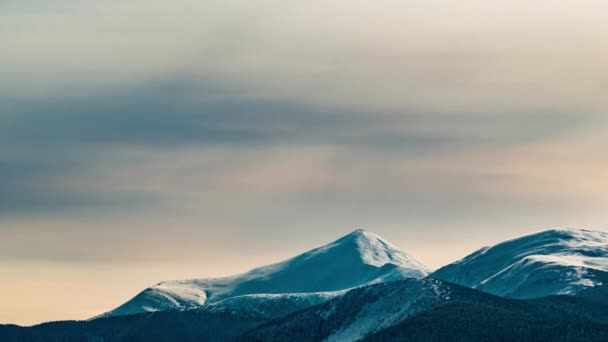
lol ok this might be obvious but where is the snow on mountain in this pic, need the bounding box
[324,279,449,342]
[432,228,608,299]
[242,278,452,342]
[203,291,345,319]
[100,229,429,318]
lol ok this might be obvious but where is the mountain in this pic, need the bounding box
[240,278,450,342]
[432,228,608,299]
[240,279,608,342]
[362,285,608,341]
[101,229,429,317]
[0,309,269,342]
[202,291,343,320]
[5,227,608,342]
[5,279,608,342]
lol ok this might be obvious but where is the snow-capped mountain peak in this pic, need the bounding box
[432,227,608,299]
[99,229,429,318]
[309,228,428,271]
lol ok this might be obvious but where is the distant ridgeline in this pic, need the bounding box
[2,228,608,341]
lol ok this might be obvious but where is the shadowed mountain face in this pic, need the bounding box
[361,289,608,342]
[240,278,451,342]
[240,278,608,342]
[102,229,429,317]
[432,228,608,299]
[0,310,268,342]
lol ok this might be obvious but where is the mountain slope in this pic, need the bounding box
[242,279,608,342]
[1,309,269,342]
[203,291,344,320]
[364,287,608,342]
[5,280,608,342]
[102,229,429,317]
[240,278,451,342]
[432,228,608,299]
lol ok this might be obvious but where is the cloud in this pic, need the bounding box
[2,1,607,114]
[3,1,608,325]
[0,72,587,216]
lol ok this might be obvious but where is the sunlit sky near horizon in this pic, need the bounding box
[2,0,608,325]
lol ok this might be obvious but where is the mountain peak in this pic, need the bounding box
[337,228,382,244]
[433,227,608,299]
[541,227,608,241]
[101,228,429,318]
[522,227,603,238]
[339,228,397,243]
[323,229,428,271]
[351,227,369,234]
[339,228,373,240]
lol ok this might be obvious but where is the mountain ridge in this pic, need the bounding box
[3,227,608,342]
[432,227,608,299]
[100,229,429,318]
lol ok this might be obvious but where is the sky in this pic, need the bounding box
[2,0,608,325]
